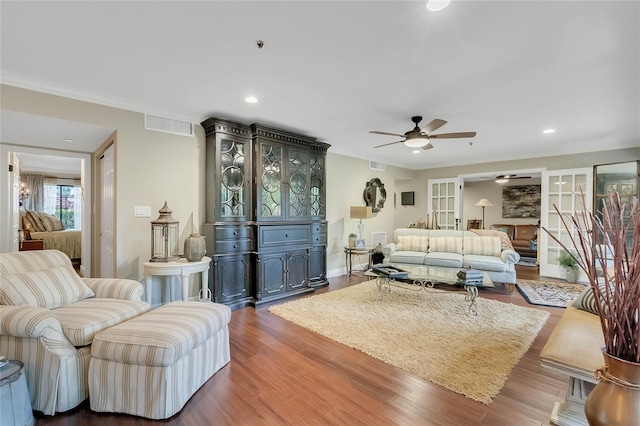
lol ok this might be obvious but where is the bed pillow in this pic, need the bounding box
[25,209,46,232]
[39,212,65,231]
[0,266,94,309]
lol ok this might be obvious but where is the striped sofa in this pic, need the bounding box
[382,228,520,291]
[0,250,150,415]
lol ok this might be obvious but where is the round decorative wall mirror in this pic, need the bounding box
[363,178,386,212]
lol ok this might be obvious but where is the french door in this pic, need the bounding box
[539,167,593,279]
[427,177,462,230]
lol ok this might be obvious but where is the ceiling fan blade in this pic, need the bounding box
[428,132,476,139]
[369,130,405,137]
[374,140,405,148]
[420,119,447,134]
[422,143,434,150]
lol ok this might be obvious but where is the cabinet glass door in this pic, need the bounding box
[220,138,248,218]
[288,148,310,218]
[259,143,284,219]
[310,152,325,217]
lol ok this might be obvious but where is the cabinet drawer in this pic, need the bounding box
[215,226,252,240]
[310,222,327,236]
[215,239,252,254]
[311,233,327,245]
[259,225,310,248]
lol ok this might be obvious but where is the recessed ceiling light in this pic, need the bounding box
[412,150,420,154]
[64,139,74,143]
[245,96,258,104]
[543,129,556,134]
[426,0,450,12]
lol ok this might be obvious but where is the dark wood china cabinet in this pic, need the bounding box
[202,118,329,309]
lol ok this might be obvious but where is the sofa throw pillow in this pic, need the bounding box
[0,266,94,309]
[428,237,462,254]
[396,235,428,252]
[469,229,515,251]
[25,209,46,232]
[463,237,501,256]
[572,284,609,316]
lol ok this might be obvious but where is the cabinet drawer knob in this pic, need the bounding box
[285,234,289,238]
[233,231,237,236]
[233,244,237,249]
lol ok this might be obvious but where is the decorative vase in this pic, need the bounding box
[565,266,578,283]
[183,233,206,262]
[584,349,640,426]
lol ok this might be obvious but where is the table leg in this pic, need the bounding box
[180,274,191,301]
[144,275,152,304]
[464,284,479,315]
[199,268,211,301]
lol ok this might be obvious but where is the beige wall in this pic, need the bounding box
[325,153,414,275]
[463,179,542,229]
[1,85,205,288]
[3,84,639,288]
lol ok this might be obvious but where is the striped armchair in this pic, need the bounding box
[0,250,150,415]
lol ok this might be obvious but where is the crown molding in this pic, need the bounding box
[1,72,200,125]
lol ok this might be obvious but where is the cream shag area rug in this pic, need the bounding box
[269,281,549,404]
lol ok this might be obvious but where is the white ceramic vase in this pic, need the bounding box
[184,233,206,262]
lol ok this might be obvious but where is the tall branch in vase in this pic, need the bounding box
[543,191,639,363]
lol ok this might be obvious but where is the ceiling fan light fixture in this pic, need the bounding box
[426,0,450,12]
[404,136,430,148]
[495,178,509,183]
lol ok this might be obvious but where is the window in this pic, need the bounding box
[43,180,82,230]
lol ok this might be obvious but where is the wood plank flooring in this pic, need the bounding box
[35,266,570,425]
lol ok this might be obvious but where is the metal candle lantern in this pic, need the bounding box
[150,202,180,262]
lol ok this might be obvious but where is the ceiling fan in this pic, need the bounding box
[494,174,532,183]
[370,116,476,150]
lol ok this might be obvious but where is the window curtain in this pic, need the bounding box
[42,178,82,229]
[43,178,58,215]
[71,180,82,230]
[20,174,45,211]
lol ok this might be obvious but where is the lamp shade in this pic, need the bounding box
[474,198,494,207]
[350,206,372,220]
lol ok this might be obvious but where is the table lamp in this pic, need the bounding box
[350,206,372,240]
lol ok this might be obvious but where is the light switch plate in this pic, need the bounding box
[134,206,152,217]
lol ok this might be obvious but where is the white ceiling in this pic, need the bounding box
[1,1,638,171]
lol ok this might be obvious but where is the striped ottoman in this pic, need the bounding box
[88,301,231,419]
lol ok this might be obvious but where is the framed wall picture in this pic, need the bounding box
[401,191,415,206]
[467,219,482,230]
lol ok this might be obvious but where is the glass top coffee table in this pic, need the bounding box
[365,264,494,315]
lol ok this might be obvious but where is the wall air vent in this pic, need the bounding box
[370,161,385,171]
[144,114,194,137]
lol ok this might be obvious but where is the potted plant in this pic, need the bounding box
[544,191,639,426]
[557,249,579,282]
